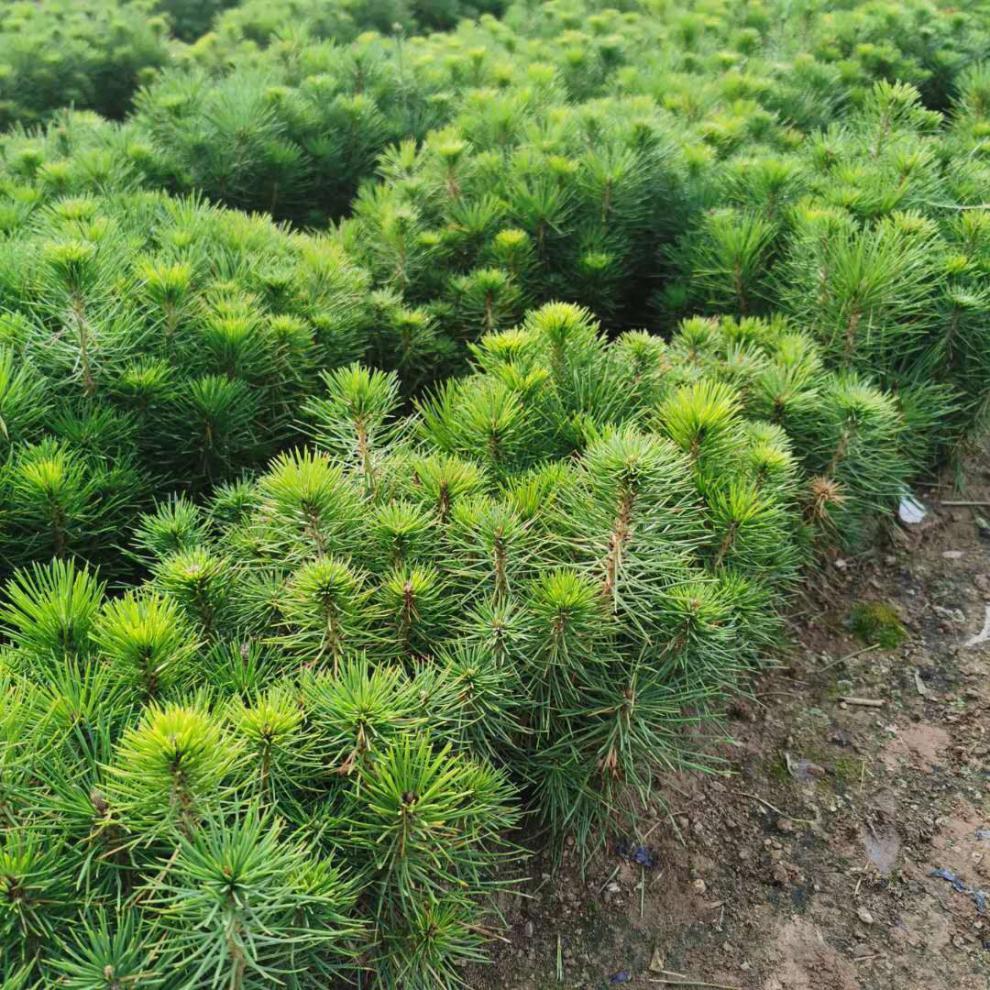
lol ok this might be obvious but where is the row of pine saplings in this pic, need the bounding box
[4,78,988,576]
[1,303,911,987]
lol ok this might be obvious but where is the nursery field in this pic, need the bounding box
[0,0,989,987]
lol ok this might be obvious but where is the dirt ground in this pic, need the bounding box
[478,456,990,990]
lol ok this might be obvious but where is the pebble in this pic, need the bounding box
[857,906,874,925]
[692,878,708,895]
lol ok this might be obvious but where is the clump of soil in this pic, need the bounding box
[477,455,990,989]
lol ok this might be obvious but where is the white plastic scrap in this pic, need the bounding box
[964,605,990,648]
[898,493,927,525]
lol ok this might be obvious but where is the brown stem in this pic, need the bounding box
[602,487,635,604]
[713,519,739,569]
[303,505,327,555]
[826,425,852,480]
[842,307,862,364]
[355,417,375,494]
[399,579,416,655]
[493,535,508,601]
[487,431,502,470]
[259,742,272,799]
[228,934,246,990]
[164,301,178,354]
[71,294,96,398]
[321,605,343,674]
[170,762,196,838]
[445,168,460,200]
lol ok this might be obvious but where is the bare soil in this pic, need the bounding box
[478,455,990,990]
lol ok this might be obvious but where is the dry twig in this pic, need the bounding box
[839,696,885,707]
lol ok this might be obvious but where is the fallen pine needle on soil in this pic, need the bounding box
[649,978,743,989]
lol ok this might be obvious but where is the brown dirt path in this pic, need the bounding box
[479,457,990,990]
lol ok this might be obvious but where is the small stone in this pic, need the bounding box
[692,878,707,895]
[790,758,826,781]
[857,906,874,925]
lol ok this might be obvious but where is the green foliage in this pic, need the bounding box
[151,0,238,41]
[2,298,915,982]
[48,911,162,988]
[0,189,390,572]
[91,590,199,700]
[0,0,986,456]
[338,100,688,338]
[0,558,105,660]
[1,0,989,983]
[208,0,508,47]
[145,811,359,984]
[0,1,169,128]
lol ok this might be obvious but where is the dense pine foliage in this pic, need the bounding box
[0,0,169,128]
[1,0,988,984]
